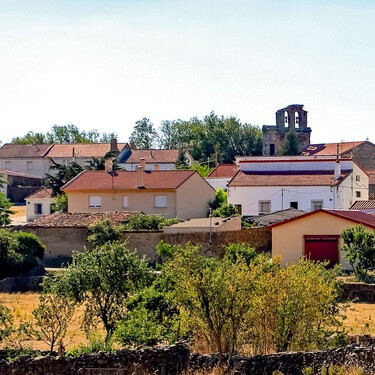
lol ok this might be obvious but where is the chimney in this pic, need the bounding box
[105,159,113,172]
[137,165,144,188]
[110,138,119,153]
[154,164,159,171]
[334,160,341,180]
[140,158,146,170]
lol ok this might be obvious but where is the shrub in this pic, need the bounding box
[125,213,179,231]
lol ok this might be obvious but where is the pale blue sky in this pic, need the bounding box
[1,0,374,145]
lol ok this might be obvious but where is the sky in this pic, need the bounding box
[1,0,374,145]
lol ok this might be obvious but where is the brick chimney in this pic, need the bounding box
[110,138,119,153]
[154,164,159,171]
[105,159,113,172]
[137,165,144,188]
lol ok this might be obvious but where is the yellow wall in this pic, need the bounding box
[272,211,374,269]
[67,189,177,218]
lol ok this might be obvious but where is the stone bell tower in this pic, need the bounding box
[262,104,312,156]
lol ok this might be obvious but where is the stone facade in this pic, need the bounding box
[18,226,271,263]
[262,104,312,156]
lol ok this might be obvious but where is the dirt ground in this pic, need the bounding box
[9,205,27,225]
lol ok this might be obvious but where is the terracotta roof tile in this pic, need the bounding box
[26,211,138,227]
[207,164,239,178]
[62,170,197,191]
[301,142,364,156]
[367,170,375,185]
[25,187,53,200]
[46,143,126,158]
[0,143,53,158]
[228,170,349,187]
[123,149,180,164]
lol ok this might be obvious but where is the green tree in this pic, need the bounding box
[0,229,45,279]
[52,193,68,212]
[164,243,258,362]
[87,219,124,248]
[12,125,117,144]
[51,242,149,342]
[45,159,84,196]
[129,118,159,149]
[0,305,14,343]
[23,279,75,353]
[341,225,375,281]
[282,130,300,155]
[124,213,179,231]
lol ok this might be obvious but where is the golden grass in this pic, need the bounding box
[0,292,92,351]
[1,292,375,351]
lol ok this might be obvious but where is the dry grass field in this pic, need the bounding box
[1,292,375,352]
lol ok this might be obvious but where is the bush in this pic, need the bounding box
[125,213,179,231]
[87,219,124,247]
[0,229,45,279]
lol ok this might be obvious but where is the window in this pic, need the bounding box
[259,201,271,215]
[311,200,323,211]
[4,161,11,170]
[122,195,129,208]
[355,175,361,182]
[89,196,102,208]
[27,161,33,171]
[356,191,361,198]
[155,195,168,208]
[290,202,298,209]
[34,203,42,215]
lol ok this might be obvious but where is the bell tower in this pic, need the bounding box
[262,104,311,156]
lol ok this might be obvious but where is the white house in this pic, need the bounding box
[228,156,369,217]
[205,164,239,191]
[25,188,54,222]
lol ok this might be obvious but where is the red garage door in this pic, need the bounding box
[304,235,339,267]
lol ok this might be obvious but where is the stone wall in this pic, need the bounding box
[20,226,271,262]
[1,343,375,375]
[341,282,375,302]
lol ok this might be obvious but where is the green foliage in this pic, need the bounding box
[22,279,75,353]
[209,188,238,217]
[129,118,159,149]
[0,229,45,279]
[158,112,263,164]
[223,243,258,266]
[247,259,344,354]
[115,263,188,347]
[124,213,179,231]
[0,305,14,343]
[66,333,114,357]
[213,204,238,218]
[210,188,227,210]
[341,225,375,282]
[189,163,213,177]
[87,219,124,247]
[0,192,14,225]
[282,130,300,156]
[45,159,84,196]
[12,124,117,144]
[52,193,68,212]
[50,241,149,342]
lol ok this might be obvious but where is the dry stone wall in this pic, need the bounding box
[1,343,375,375]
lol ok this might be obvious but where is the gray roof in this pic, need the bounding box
[248,208,306,227]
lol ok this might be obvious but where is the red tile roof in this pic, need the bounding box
[62,170,197,191]
[207,164,239,178]
[26,211,137,227]
[25,187,53,200]
[228,170,349,187]
[46,143,126,158]
[123,149,180,164]
[271,209,375,229]
[301,141,364,156]
[0,143,53,158]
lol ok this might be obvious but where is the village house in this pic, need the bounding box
[205,164,239,190]
[270,209,375,269]
[228,156,369,216]
[61,159,215,220]
[24,187,54,222]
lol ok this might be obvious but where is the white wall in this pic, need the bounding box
[26,198,53,221]
[0,158,50,178]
